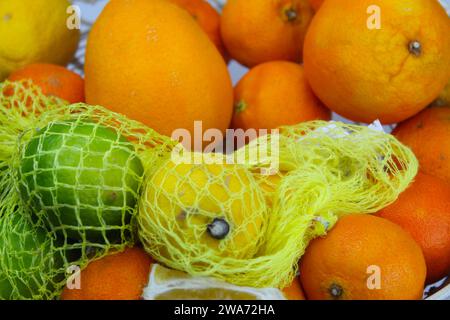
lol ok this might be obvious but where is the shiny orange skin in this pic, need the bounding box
[308,0,324,11]
[283,276,306,300]
[220,0,314,68]
[377,172,450,284]
[8,63,84,103]
[232,61,330,131]
[300,215,426,300]
[304,0,450,124]
[393,105,450,183]
[170,0,229,62]
[85,0,233,138]
[61,247,152,300]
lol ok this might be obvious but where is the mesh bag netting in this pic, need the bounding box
[0,80,69,205]
[137,152,268,274]
[138,121,418,288]
[0,80,175,299]
[0,195,68,300]
[0,80,419,297]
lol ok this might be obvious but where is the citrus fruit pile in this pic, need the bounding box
[0,0,449,301]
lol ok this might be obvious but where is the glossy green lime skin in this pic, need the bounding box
[0,213,64,300]
[18,121,144,242]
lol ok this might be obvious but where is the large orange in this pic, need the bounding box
[393,105,450,183]
[220,0,314,68]
[8,63,85,103]
[300,214,426,300]
[61,247,152,300]
[85,0,233,138]
[170,0,229,62]
[377,172,450,284]
[232,61,330,131]
[304,0,450,124]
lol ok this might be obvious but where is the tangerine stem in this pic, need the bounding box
[329,283,344,299]
[235,101,247,113]
[408,40,422,56]
[284,8,298,22]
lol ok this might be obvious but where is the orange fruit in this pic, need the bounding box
[304,0,450,124]
[299,214,426,300]
[61,247,152,300]
[170,0,229,62]
[393,105,450,183]
[220,0,314,68]
[282,276,306,300]
[85,0,233,138]
[232,61,330,131]
[308,0,324,11]
[8,63,85,104]
[377,172,450,284]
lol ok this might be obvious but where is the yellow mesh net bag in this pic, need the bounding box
[0,80,419,297]
[0,80,175,299]
[138,121,418,289]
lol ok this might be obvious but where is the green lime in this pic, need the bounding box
[18,120,144,243]
[0,212,64,300]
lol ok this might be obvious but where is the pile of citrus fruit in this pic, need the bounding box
[0,0,449,300]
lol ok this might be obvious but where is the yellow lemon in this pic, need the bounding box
[0,0,80,80]
[138,154,267,270]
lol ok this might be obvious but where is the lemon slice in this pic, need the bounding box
[142,264,286,300]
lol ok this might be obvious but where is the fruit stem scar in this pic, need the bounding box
[207,218,230,240]
[329,283,344,299]
[408,40,422,56]
[284,8,298,22]
[3,13,12,21]
[235,101,247,113]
